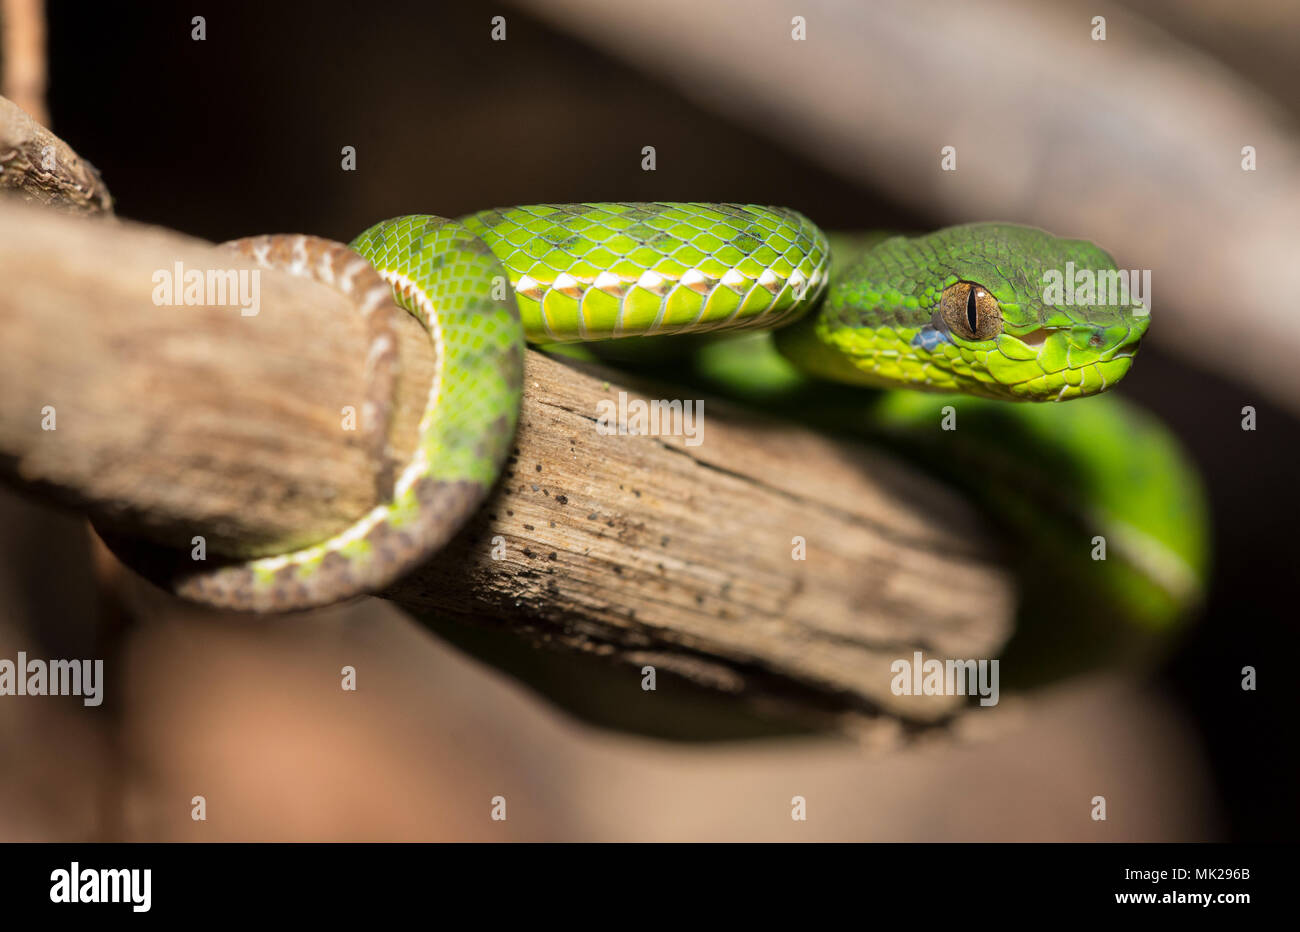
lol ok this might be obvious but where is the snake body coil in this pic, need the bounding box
[139,203,1154,612]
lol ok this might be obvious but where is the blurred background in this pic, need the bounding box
[0,0,1295,840]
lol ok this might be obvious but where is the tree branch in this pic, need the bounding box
[0,93,111,213]
[0,201,431,556]
[0,0,48,127]
[384,349,1014,724]
[1,199,1015,727]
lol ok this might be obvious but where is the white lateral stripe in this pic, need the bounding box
[680,268,712,295]
[593,270,625,296]
[636,270,668,295]
[720,268,748,293]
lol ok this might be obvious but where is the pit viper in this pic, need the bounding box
[138,203,1205,627]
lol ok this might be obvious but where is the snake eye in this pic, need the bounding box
[940,281,1002,341]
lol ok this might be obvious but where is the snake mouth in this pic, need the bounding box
[1015,327,1052,348]
[986,351,1137,401]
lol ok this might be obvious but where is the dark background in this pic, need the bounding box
[9,0,1293,839]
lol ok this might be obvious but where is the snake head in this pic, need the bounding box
[793,223,1149,401]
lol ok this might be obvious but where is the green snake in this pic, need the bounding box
[140,203,1204,631]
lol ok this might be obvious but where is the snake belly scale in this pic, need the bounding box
[143,203,1146,611]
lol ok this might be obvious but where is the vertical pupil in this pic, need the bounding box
[965,287,978,333]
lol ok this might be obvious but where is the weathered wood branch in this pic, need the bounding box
[1,198,1015,725]
[0,201,433,556]
[384,350,1014,723]
[0,94,111,213]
